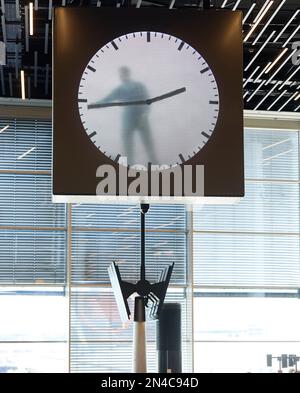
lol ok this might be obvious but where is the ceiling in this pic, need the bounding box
[0,0,299,112]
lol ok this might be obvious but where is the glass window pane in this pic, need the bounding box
[245,129,299,180]
[194,182,300,233]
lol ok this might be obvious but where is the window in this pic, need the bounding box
[193,128,300,373]
[0,116,192,373]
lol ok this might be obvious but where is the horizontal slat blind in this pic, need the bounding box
[0,117,67,285]
[70,203,191,372]
[194,128,300,288]
[244,129,299,180]
[0,230,66,284]
[194,182,300,233]
[71,204,186,285]
[0,118,52,171]
[0,174,65,227]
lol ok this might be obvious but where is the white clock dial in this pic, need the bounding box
[78,31,219,167]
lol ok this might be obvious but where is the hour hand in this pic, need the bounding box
[146,87,186,105]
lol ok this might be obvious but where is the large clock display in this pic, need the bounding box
[78,32,219,168]
[53,8,244,202]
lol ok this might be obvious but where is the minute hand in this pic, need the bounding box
[146,87,186,105]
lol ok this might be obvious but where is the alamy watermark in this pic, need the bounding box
[96,157,204,198]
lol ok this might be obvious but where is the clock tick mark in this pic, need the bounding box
[88,131,97,139]
[115,154,121,162]
[78,98,87,103]
[179,154,185,163]
[209,100,219,105]
[111,41,118,50]
[147,32,150,42]
[178,41,184,51]
[201,132,210,139]
[87,65,96,72]
[201,67,209,74]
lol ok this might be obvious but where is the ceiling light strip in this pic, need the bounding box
[267,89,287,110]
[136,0,142,7]
[253,0,271,23]
[266,49,297,85]
[243,65,260,87]
[243,2,256,24]
[279,64,300,90]
[245,30,276,71]
[169,0,176,9]
[20,70,25,100]
[283,25,300,47]
[295,104,300,112]
[254,81,280,110]
[233,0,241,11]
[254,62,271,82]
[247,80,265,102]
[252,0,286,46]
[278,92,298,111]
[34,0,38,10]
[221,0,228,7]
[244,1,274,43]
[29,3,33,36]
[265,48,289,73]
[295,93,300,101]
[274,9,300,42]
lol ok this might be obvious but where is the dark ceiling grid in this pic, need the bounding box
[0,0,299,112]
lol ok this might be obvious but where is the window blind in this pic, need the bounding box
[70,203,192,372]
[0,117,66,285]
[193,129,300,289]
[0,118,52,171]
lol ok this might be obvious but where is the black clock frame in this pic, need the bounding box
[53,7,244,200]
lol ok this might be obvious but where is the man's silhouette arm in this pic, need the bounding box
[88,87,122,109]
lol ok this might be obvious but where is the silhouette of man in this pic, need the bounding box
[91,66,157,164]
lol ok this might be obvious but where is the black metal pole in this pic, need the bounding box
[140,204,149,282]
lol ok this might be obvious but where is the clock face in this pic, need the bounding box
[78,31,219,168]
